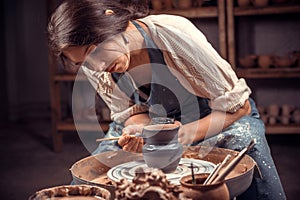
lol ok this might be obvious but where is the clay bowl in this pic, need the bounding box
[239,55,257,68]
[142,123,180,145]
[70,146,257,199]
[274,55,297,68]
[251,0,269,7]
[258,54,274,68]
[182,146,257,199]
[70,151,143,199]
[237,0,251,7]
[28,185,111,200]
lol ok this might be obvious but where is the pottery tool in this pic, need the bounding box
[188,162,196,184]
[203,163,221,185]
[96,135,137,142]
[204,154,231,185]
[211,140,255,184]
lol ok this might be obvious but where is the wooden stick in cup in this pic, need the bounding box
[211,140,255,184]
[204,154,231,185]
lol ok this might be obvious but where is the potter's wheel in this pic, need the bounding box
[107,158,216,185]
[70,146,257,199]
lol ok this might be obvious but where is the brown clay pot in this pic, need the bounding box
[258,54,274,68]
[274,55,297,68]
[142,122,183,173]
[178,0,192,9]
[151,0,163,10]
[237,0,251,7]
[180,173,230,200]
[193,0,205,7]
[239,54,257,68]
[281,104,295,116]
[163,0,173,10]
[267,104,279,117]
[251,0,269,7]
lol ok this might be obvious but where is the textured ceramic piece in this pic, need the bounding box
[180,173,230,200]
[29,185,111,200]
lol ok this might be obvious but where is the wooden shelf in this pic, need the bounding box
[150,6,218,18]
[266,124,300,134]
[234,4,300,16]
[236,68,300,78]
[57,121,110,132]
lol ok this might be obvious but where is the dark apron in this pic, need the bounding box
[112,20,211,124]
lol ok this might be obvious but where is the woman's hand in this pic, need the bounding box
[118,124,144,153]
[178,122,198,145]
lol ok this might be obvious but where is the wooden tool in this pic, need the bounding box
[96,135,137,142]
[211,140,255,184]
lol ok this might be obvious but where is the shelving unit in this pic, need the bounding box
[151,0,227,59]
[226,0,300,134]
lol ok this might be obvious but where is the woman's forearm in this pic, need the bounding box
[124,113,151,127]
[179,100,251,144]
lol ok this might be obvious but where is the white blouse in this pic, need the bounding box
[82,14,251,124]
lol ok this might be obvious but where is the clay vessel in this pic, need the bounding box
[180,173,230,200]
[178,0,192,9]
[281,104,295,116]
[193,0,205,7]
[258,54,274,68]
[151,0,163,10]
[274,55,297,68]
[267,104,279,117]
[163,0,173,10]
[251,0,269,7]
[239,54,257,68]
[237,0,251,7]
[293,109,300,124]
[142,122,183,173]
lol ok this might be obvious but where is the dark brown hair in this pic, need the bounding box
[48,0,149,56]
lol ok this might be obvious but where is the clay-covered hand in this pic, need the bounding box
[118,124,144,153]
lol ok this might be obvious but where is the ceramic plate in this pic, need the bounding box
[107,158,216,185]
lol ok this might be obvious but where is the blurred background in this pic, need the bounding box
[0,0,299,199]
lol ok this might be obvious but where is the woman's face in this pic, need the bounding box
[62,35,130,73]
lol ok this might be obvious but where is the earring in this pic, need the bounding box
[121,33,129,44]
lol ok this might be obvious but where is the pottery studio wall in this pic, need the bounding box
[1,1,300,122]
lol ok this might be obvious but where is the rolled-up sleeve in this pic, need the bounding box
[141,15,251,113]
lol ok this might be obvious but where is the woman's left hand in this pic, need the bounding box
[118,124,144,153]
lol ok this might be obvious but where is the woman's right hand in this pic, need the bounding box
[118,124,144,153]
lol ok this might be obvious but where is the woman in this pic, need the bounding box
[48,0,286,199]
